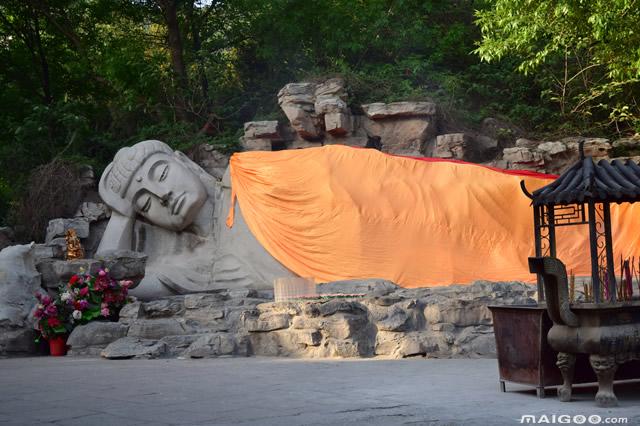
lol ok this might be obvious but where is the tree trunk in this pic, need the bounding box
[32,10,52,104]
[158,0,189,121]
[186,0,209,103]
[160,0,188,89]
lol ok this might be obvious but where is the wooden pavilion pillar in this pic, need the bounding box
[587,201,617,303]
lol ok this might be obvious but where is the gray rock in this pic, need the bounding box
[319,300,367,317]
[370,294,403,306]
[377,306,410,332]
[36,258,102,289]
[375,331,428,358]
[75,202,111,222]
[189,144,229,180]
[278,83,322,140]
[0,328,36,355]
[32,245,56,261]
[322,338,371,357]
[185,333,239,358]
[515,138,540,149]
[160,334,201,356]
[317,279,399,296]
[45,218,90,243]
[324,112,351,136]
[67,322,128,349]
[118,301,143,324]
[240,137,272,151]
[434,133,470,159]
[292,329,322,346]
[142,298,185,318]
[184,293,228,309]
[127,319,189,339]
[314,78,347,98]
[245,312,289,332]
[244,121,280,139]
[101,337,167,359]
[612,136,640,152]
[95,250,147,281]
[502,147,545,172]
[361,102,437,119]
[362,115,435,156]
[0,244,41,332]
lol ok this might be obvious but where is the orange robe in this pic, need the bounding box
[226,145,640,286]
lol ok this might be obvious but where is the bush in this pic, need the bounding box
[10,160,84,243]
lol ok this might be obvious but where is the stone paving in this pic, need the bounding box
[1,357,638,425]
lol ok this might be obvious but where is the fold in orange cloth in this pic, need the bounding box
[227,145,640,287]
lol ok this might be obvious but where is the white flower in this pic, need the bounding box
[72,310,82,320]
[61,292,72,302]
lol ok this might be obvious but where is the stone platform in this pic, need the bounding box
[1,357,639,425]
[67,280,537,360]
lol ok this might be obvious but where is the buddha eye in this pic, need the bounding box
[159,164,169,182]
[141,196,152,213]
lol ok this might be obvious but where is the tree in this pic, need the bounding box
[475,0,640,133]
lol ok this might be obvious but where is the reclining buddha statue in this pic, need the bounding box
[96,140,294,299]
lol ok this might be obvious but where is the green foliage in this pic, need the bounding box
[475,0,640,133]
[3,0,628,229]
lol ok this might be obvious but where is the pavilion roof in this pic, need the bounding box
[525,154,640,206]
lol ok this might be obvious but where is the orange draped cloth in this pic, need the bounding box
[226,145,640,287]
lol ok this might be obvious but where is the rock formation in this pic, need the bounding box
[63,280,536,360]
[0,244,41,355]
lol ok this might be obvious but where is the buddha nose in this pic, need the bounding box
[146,183,172,205]
[159,191,173,206]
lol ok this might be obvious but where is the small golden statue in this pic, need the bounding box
[65,228,84,260]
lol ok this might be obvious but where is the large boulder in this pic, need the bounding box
[361,102,438,156]
[45,218,90,243]
[0,244,41,355]
[361,102,437,119]
[277,82,322,140]
[67,322,128,355]
[101,337,167,359]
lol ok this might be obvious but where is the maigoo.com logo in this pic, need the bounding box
[519,414,628,424]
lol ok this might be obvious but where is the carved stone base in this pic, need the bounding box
[590,354,618,407]
[556,352,575,402]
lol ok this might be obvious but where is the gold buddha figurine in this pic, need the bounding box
[65,228,84,260]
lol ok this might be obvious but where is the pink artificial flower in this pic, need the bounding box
[44,304,57,317]
[101,307,110,317]
[98,269,106,277]
[42,295,53,305]
[79,287,89,297]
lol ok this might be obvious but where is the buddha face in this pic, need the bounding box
[124,152,207,231]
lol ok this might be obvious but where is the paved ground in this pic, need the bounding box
[0,357,638,426]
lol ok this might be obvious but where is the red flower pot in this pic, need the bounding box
[48,335,67,356]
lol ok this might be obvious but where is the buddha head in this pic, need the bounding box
[99,140,207,232]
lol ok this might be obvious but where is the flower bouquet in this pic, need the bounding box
[33,293,72,355]
[62,268,132,325]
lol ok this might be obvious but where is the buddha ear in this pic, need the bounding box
[96,211,134,255]
[99,162,134,217]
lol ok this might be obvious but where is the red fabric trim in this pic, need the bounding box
[350,146,559,180]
